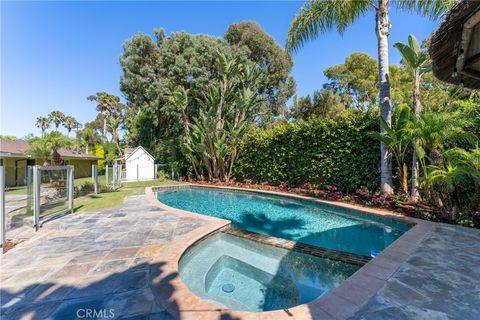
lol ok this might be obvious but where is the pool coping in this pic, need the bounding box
[146,184,436,320]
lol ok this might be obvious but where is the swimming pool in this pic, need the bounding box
[156,187,412,256]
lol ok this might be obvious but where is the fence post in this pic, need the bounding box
[105,164,109,186]
[92,164,98,194]
[0,166,5,252]
[26,166,32,214]
[113,163,116,189]
[118,164,122,185]
[68,165,74,213]
[154,164,158,180]
[33,166,40,231]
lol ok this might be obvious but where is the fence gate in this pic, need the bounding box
[32,165,74,230]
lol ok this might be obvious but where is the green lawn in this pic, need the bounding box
[73,179,182,213]
[5,176,182,215]
[5,175,106,195]
[5,186,28,195]
[74,175,107,186]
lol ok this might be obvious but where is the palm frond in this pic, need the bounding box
[286,0,372,52]
[396,0,455,20]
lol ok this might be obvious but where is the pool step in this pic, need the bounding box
[224,228,371,266]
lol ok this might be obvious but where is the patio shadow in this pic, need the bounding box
[0,262,179,320]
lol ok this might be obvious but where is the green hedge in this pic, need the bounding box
[233,111,381,192]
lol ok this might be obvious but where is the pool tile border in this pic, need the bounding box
[146,185,436,320]
[225,227,371,266]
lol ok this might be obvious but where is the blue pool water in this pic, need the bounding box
[179,232,359,311]
[157,187,411,256]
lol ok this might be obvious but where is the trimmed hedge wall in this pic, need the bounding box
[233,111,381,192]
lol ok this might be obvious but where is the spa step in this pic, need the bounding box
[224,227,372,266]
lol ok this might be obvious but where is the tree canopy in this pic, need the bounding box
[120,22,295,164]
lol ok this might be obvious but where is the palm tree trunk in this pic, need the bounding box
[103,116,107,137]
[216,76,228,137]
[411,151,420,200]
[411,71,421,201]
[376,0,393,194]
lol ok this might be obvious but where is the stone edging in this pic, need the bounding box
[146,185,436,320]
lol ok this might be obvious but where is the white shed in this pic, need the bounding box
[123,146,155,181]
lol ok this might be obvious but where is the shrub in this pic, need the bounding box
[234,110,380,192]
[156,170,168,181]
[74,180,110,198]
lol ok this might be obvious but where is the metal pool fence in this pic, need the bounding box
[0,165,75,252]
[105,163,122,189]
[33,165,74,230]
[0,164,34,251]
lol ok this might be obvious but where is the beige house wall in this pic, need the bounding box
[1,157,97,187]
[68,159,95,178]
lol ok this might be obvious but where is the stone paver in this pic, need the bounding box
[349,224,480,320]
[0,195,209,320]
[2,188,480,320]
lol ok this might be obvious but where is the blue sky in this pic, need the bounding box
[1,1,439,138]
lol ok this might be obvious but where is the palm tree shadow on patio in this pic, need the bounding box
[0,262,180,320]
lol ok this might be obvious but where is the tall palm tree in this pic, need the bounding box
[64,116,78,137]
[394,34,431,201]
[87,92,123,137]
[48,110,66,132]
[36,116,51,137]
[74,122,83,153]
[286,0,453,194]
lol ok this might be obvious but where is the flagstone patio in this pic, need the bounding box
[1,192,480,320]
[0,195,214,320]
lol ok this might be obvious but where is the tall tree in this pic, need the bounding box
[225,21,296,118]
[120,24,295,166]
[289,89,343,120]
[172,54,261,181]
[107,113,123,154]
[324,53,378,110]
[28,132,68,166]
[394,34,431,201]
[64,116,78,138]
[48,110,66,132]
[80,127,102,155]
[87,92,124,137]
[36,116,51,137]
[286,0,453,194]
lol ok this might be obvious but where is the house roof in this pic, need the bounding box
[429,0,480,89]
[124,146,154,161]
[124,147,136,158]
[0,139,102,160]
